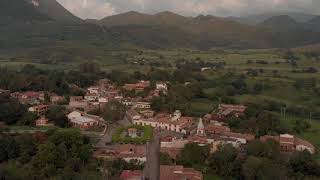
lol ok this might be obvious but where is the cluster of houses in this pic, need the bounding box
[119,165,202,180]
[119,103,315,165]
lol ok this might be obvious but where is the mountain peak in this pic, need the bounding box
[260,15,299,29]
[155,11,182,17]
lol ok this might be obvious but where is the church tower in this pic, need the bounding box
[197,118,205,136]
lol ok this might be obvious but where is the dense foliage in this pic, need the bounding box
[0,129,99,179]
[177,142,320,179]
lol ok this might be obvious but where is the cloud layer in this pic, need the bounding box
[57,0,320,19]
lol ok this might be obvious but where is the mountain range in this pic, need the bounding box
[1,0,320,54]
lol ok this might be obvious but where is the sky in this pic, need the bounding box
[56,0,320,19]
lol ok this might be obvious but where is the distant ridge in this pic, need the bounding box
[259,15,301,30]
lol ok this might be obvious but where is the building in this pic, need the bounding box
[35,117,50,126]
[156,82,168,91]
[50,95,65,105]
[133,110,194,135]
[160,165,203,180]
[123,80,150,91]
[28,105,49,116]
[218,104,247,117]
[120,170,143,180]
[93,144,147,163]
[84,93,99,102]
[132,102,151,109]
[128,128,138,138]
[87,86,100,94]
[122,166,202,180]
[196,118,205,136]
[260,134,315,154]
[67,111,101,129]
[126,109,141,122]
[0,89,10,94]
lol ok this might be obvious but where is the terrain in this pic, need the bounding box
[1,0,320,54]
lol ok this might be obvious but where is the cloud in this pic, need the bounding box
[57,0,320,19]
[57,0,115,19]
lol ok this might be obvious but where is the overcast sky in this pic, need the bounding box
[56,0,320,19]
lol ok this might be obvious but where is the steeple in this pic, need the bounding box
[197,118,205,136]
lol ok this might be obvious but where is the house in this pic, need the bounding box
[139,110,155,118]
[87,86,100,94]
[93,144,147,163]
[133,110,194,135]
[84,93,99,102]
[28,105,49,116]
[260,134,315,154]
[160,165,203,180]
[35,117,50,126]
[132,102,151,109]
[120,165,203,180]
[120,170,143,180]
[50,95,65,105]
[0,89,10,94]
[218,104,247,117]
[69,96,84,102]
[128,128,138,138]
[156,82,168,91]
[123,80,150,91]
[67,111,101,129]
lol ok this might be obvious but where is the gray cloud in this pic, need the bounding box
[57,0,320,19]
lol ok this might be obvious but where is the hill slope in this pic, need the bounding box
[29,0,82,23]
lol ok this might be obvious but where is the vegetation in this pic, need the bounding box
[0,129,100,179]
[177,142,320,179]
[112,125,153,144]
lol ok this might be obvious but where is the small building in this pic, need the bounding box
[121,165,203,180]
[218,104,247,117]
[128,128,138,138]
[84,93,99,102]
[35,117,50,126]
[28,105,49,116]
[123,80,150,91]
[94,144,147,163]
[132,102,151,109]
[120,170,143,180]
[50,95,65,105]
[156,82,168,91]
[260,134,315,154]
[160,165,203,180]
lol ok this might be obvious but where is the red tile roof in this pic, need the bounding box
[120,170,143,180]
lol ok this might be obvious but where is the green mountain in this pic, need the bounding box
[259,15,301,30]
[30,0,82,23]
[228,12,317,25]
[1,1,320,54]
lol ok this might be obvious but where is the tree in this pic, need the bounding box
[246,140,280,160]
[160,152,173,165]
[0,94,27,124]
[102,101,126,123]
[177,143,210,169]
[19,112,38,126]
[46,105,68,127]
[208,144,241,178]
[288,151,320,178]
[256,111,281,136]
[242,156,287,180]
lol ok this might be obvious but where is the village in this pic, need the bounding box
[0,76,316,180]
